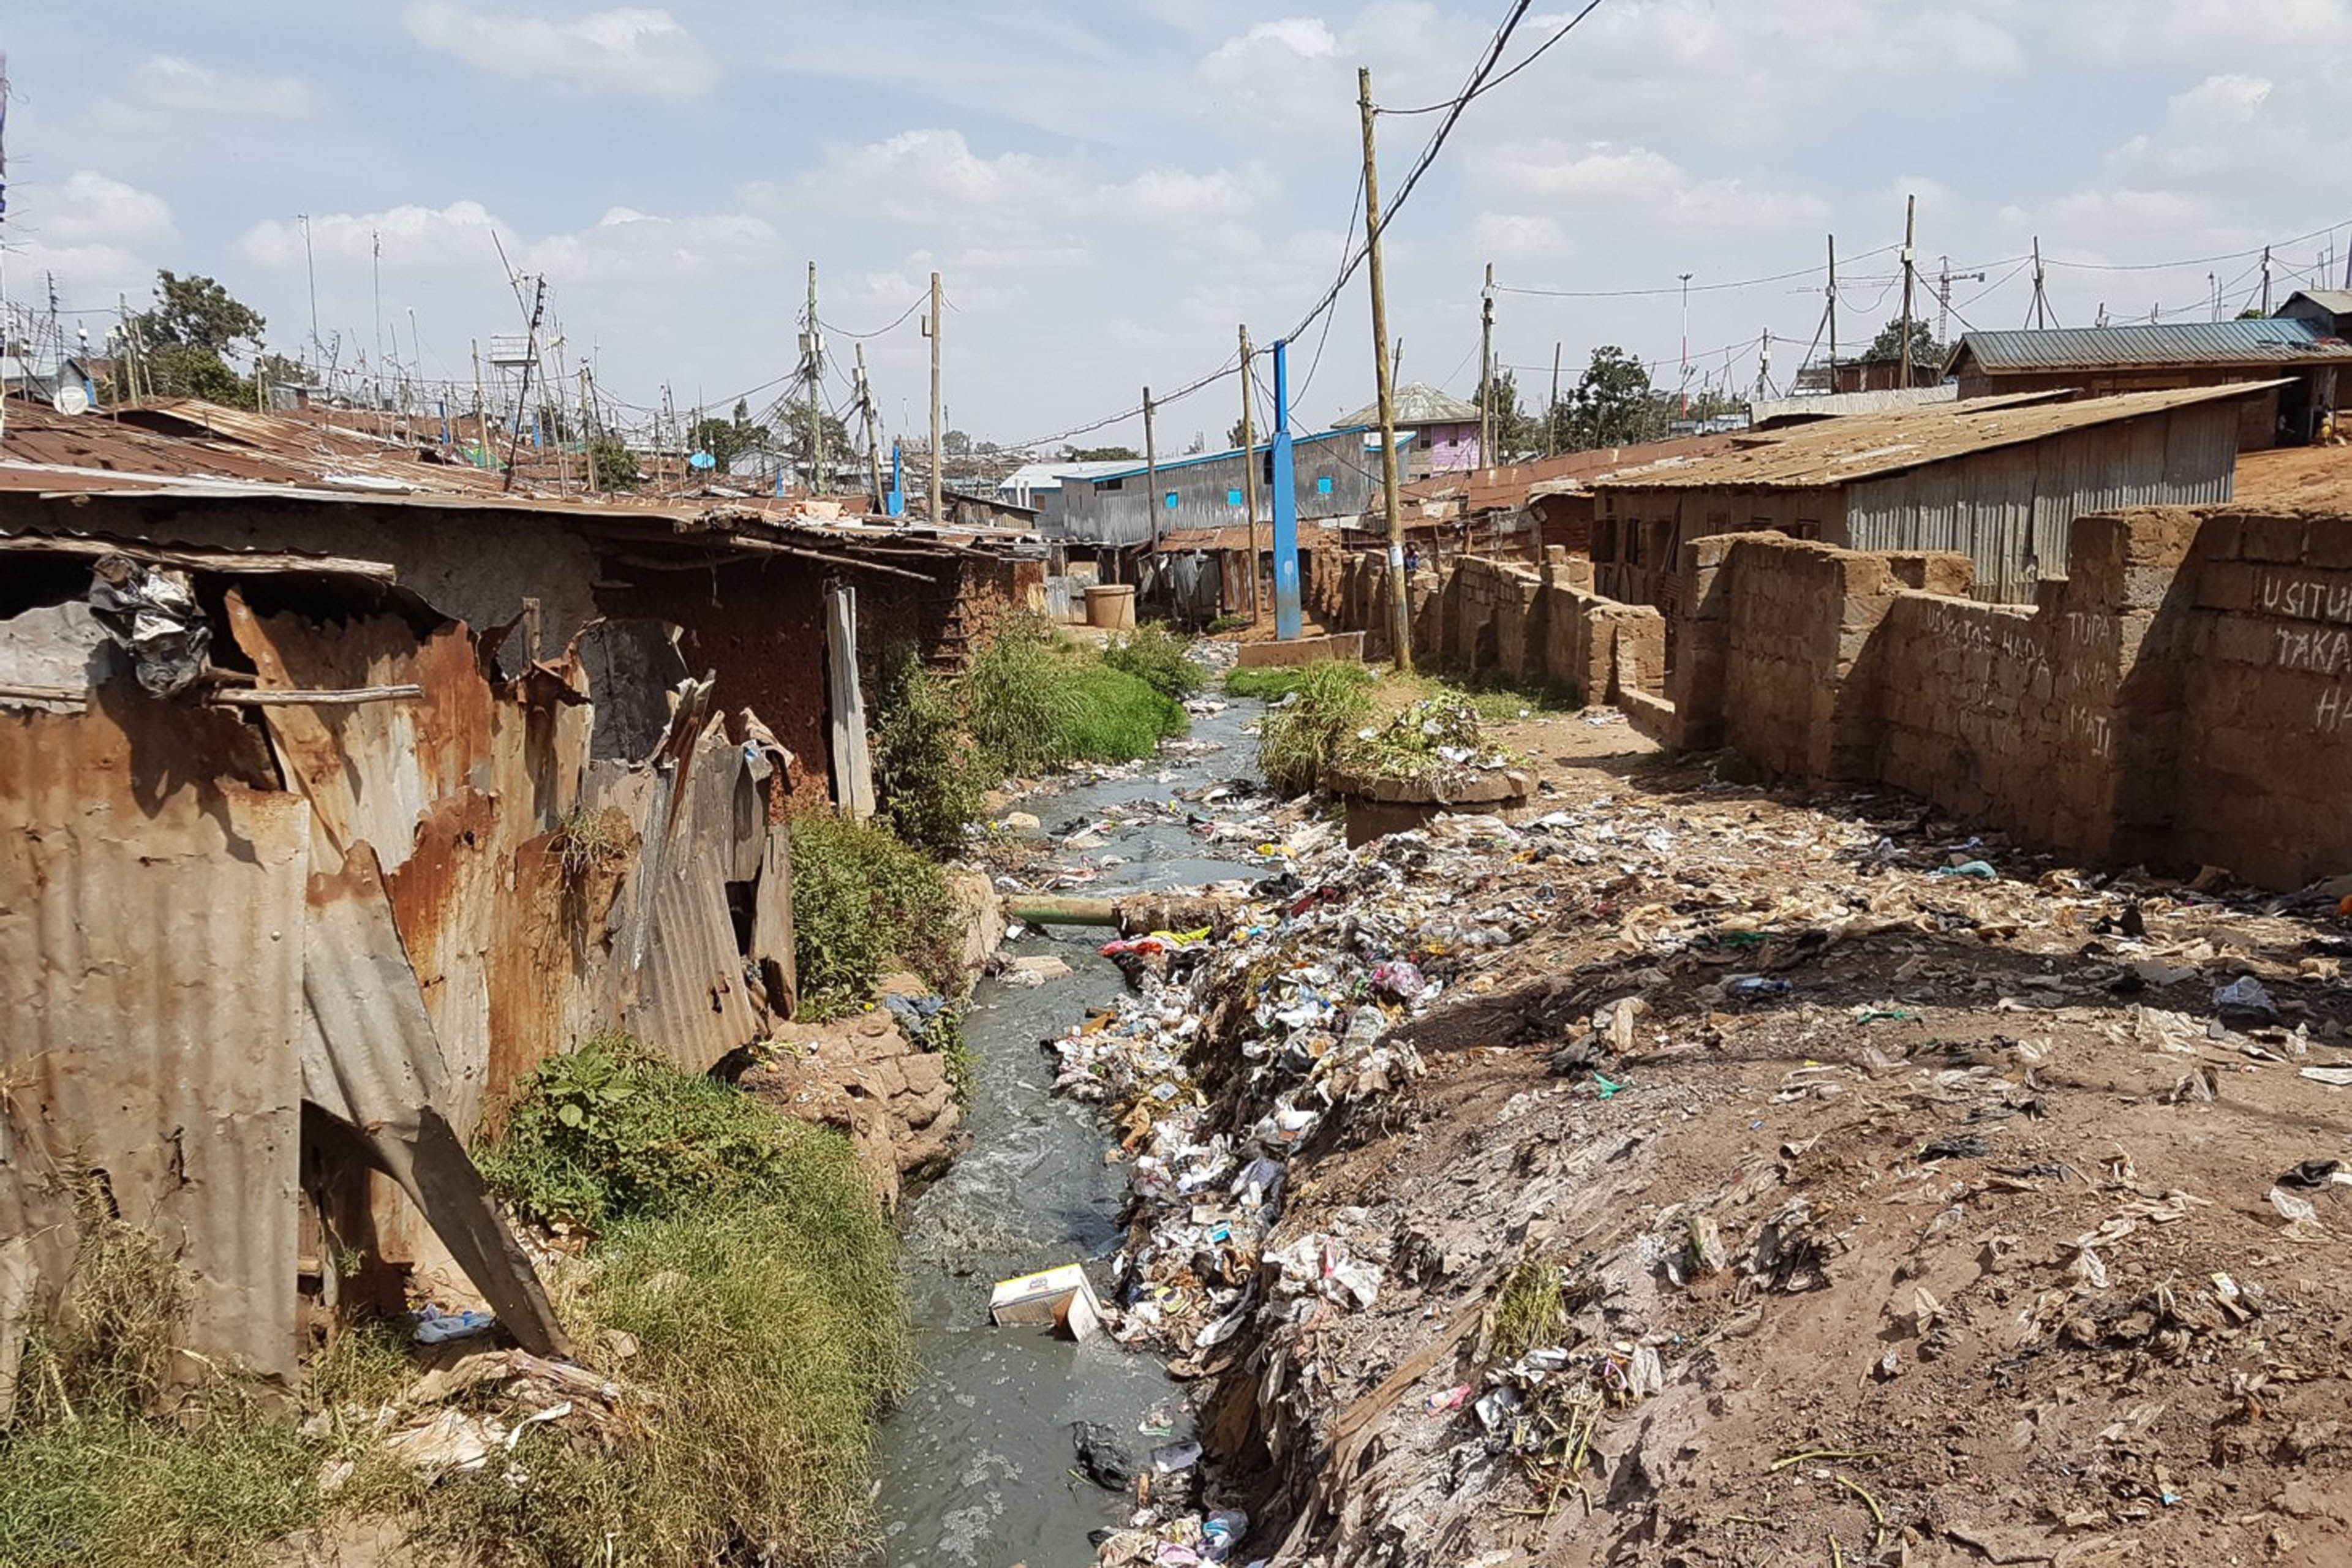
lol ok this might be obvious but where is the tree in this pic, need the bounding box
[1864,316,1943,368]
[941,429,973,459]
[691,398,772,467]
[1483,368,1544,459]
[125,271,266,405]
[590,435,642,492]
[137,271,265,353]
[1066,445,1138,462]
[1561,346,1668,450]
[1226,418,1251,450]
[783,404,854,465]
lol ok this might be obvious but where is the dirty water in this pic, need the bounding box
[872,697,1265,1568]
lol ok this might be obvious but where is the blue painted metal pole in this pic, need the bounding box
[1271,337,1302,639]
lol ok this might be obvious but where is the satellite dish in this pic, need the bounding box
[688,450,717,471]
[52,383,90,417]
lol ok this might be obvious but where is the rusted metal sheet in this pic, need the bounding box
[0,693,311,1385]
[300,843,567,1357]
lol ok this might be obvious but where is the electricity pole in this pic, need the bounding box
[1143,385,1159,549]
[1479,262,1494,463]
[805,262,824,496]
[1898,193,1917,387]
[1825,235,1838,389]
[2030,236,2050,330]
[2262,245,2273,315]
[927,271,943,523]
[1547,341,1562,458]
[1678,271,1693,418]
[579,364,598,494]
[857,342,883,513]
[1239,323,1261,623]
[1360,66,1412,671]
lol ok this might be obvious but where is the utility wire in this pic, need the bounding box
[1378,0,1607,115]
[817,296,927,339]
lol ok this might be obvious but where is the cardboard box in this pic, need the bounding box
[989,1264,1104,1341]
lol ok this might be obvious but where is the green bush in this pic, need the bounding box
[872,647,986,856]
[965,614,1186,775]
[1101,624,1204,701]
[457,1036,911,1565]
[1224,661,1376,703]
[790,813,964,1020]
[1254,661,1378,796]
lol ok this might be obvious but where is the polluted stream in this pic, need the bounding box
[872,694,1265,1568]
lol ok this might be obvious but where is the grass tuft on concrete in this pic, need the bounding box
[1252,660,1377,796]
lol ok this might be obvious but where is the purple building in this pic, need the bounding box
[1334,382,1483,478]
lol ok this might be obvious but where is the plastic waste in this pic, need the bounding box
[1932,859,1999,880]
[1200,1509,1249,1562]
[1150,1439,1204,1473]
[1071,1421,1137,1490]
[1727,975,1793,1000]
[2214,974,2280,1026]
[413,1307,496,1344]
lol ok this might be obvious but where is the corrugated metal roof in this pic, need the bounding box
[2285,290,2352,317]
[1593,382,2286,491]
[1333,382,1480,429]
[1072,424,1390,487]
[1953,318,2352,373]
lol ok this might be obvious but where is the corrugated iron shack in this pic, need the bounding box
[0,396,1035,1392]
[1050,426,1397,547]
[1588,383,2274,608]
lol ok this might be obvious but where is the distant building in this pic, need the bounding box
[1050,426,1403,546]
[2,353,96,404]
[1333,383,1482,477]
[995,460,1138,533]
[2277,290,2352,340]
[1944,317,2352,448]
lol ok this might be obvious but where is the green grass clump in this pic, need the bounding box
[872,646,988,857]
[1254,660,1378,796]
[0,1400,329,1568]
[790,813,965,1020]
[1101,624,1204,701]
[452,1034,911,1565]
[1224,661,1376,703]
[965,614,1186,775]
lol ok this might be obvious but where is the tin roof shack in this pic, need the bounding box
[1394,436,1748,565]
[1945,320,2352,449]
[0,398,1039,810]
[1589,383,2274,610]
[1050,426,1396,548]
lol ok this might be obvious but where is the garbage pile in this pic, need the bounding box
[1339,695,1515,782]
[317,1345,635,1493]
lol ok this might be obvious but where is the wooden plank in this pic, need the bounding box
[0,535,398,579]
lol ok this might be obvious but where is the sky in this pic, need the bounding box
[5,0,2351,454]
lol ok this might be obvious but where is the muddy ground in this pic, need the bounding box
[1087,706,2352,1568]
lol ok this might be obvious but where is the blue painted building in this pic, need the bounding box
[1049,425,1406,546]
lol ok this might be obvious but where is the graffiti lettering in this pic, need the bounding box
[2257,573,2352,625]
[2275,626,2352,677]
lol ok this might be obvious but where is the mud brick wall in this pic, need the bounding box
[1314,550,1663,706]
[1662,506,2352,889]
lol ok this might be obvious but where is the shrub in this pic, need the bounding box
[1254,661,1377,796]
[458,1036,911,1564]
[964,614,1186,775]
[1225,662,1374,703]
[1101,624,1204,701]
[789,813,964,1020]
[871,647,986,856]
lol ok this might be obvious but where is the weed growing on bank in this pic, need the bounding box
[788,813,966,1021]
[1253,660,1377,795]
[1101,624,1205,701]
[964,614,1186,776]
[459,1033,913,1566]
[871,648,989,857]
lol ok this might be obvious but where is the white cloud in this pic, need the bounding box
[1470,212,1574,264]
[5,172,179,306]
[526,208,786,282]
[402,4,715,97]
[92,55,319,133]
[241,202,514,270]
[1478,141,1830,233]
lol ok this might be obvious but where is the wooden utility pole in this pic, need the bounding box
[2261,246,2274,315]
[927,271,943,523]
[2030,237,2049,330]
[501,277,546,492]
[1143,385,1159,548]
[1479,262,1495,462]
[1359,66,1412,671]
[1825,236,1838,389]
[1547,341,1562,457]
[470,339,486,451]
[1238,323,1261,622]
[578,364,598,494]
[857,342,883,513]
[805,262,824,497]
[1898,194,1918,386]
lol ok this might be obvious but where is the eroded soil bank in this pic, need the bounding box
[1059,706,2352,1568]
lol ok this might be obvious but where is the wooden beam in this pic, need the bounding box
[209,684,424,707]
[0,535,399,579]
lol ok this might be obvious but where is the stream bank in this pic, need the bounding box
[872,693,1268,1568]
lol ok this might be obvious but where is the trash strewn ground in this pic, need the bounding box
[1047,710,2352,1568]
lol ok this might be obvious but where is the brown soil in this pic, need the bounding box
[1169,734,2352,1568]
[2234,443,2352,510]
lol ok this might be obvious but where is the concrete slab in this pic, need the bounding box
[1236,631,1366,669]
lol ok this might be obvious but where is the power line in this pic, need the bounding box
[1377,0,1608,115]
[817,296,926,339]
